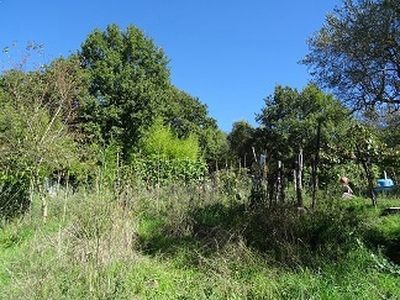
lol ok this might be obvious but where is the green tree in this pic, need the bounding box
[302,0,400,111]
[228,120,256,168]
[256,84,353,206]
[79,24,226,165]
[347,123,387,207]
[354,106,400,181]
[164,86,227,168]
[0,56,86,220]
[257,84,350,163]
[199,126,229,170]
[378,110,400,177]
[79,24,171,156]
[165,87,214,137]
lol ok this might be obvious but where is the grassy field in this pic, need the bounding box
[1,176,400,299]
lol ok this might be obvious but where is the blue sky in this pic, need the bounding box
[0,0,342,132]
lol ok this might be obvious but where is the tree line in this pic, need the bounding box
[0,0,399,218]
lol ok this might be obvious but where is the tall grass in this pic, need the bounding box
[1,171,400,299]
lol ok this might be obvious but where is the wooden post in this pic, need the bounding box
[252,147,257,164]
[361,158,377,207]
[356,145,377,207]
[311,119,322,209]
[276,161,284,204]
[296,149,303,207]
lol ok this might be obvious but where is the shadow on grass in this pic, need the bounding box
[137,199,400,269]
[137,203,248,258]
[363,214,400,264]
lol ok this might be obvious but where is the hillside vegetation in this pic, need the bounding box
[1,0,400,298]
[1,172,400,299]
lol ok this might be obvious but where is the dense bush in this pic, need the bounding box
[130,155,208,186]
[364,214,400,264]
[0,176,30,220]
[243,204,363,268]
[139,118,199,161]
[2,175,400,299]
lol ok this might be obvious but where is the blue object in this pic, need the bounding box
[377,178,394,187]
[375,178,395,192]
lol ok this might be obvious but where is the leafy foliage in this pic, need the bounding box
[140,118,199,160]
[0,56,86,217]
[302,0,400,111]
[121,118,207,186]
[130,155,207,186]
[228,121,256,168]
[301,0,400,192]
[164,87,228,166]
[79,24,225,165]
[79,24,171,154]
[0,176,30,219]
[256,84,353,182]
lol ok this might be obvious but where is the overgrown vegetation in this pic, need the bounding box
[1,176,400,299]
[1,0,400,298]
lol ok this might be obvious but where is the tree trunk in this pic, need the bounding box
[37,180,48,223]
[34,175,48,223]
[41,196,48,223]
[361,158,377,207]
[296,149,303,207]
[311,119,322,209]
[355,145,377,207]
[276,161,285,204]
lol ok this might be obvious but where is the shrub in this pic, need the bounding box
[364,214,400,264]
[244,202,364,268]
[129,155,207,186]
[0,176,30,220]
[140,118,199,160]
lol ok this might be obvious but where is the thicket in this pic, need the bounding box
[1,170,400,299]
[0,25,224,220]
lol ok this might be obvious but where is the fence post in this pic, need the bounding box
[276,160,285,204]
[295,149,303,207]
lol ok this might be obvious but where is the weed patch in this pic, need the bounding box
[1,181,400,299]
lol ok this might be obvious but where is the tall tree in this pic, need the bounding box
[165,87,215,138]
[164,87,227,166]
[228,120,256,168]
[257,84,349,164]
[302,0,400,111]
[79,24,171,155]
[256,84,353,205]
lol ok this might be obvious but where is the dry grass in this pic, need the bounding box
[1,179,400,299]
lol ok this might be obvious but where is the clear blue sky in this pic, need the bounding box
[0,0,342,132]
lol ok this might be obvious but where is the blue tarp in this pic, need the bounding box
[375,178,395,192]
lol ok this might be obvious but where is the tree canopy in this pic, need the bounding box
[78,24,224,163]
[256,84,352,166]
[79,23,171,154]
[302,0,400,111]
[228,120,256,168]
[2,15,400,216]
